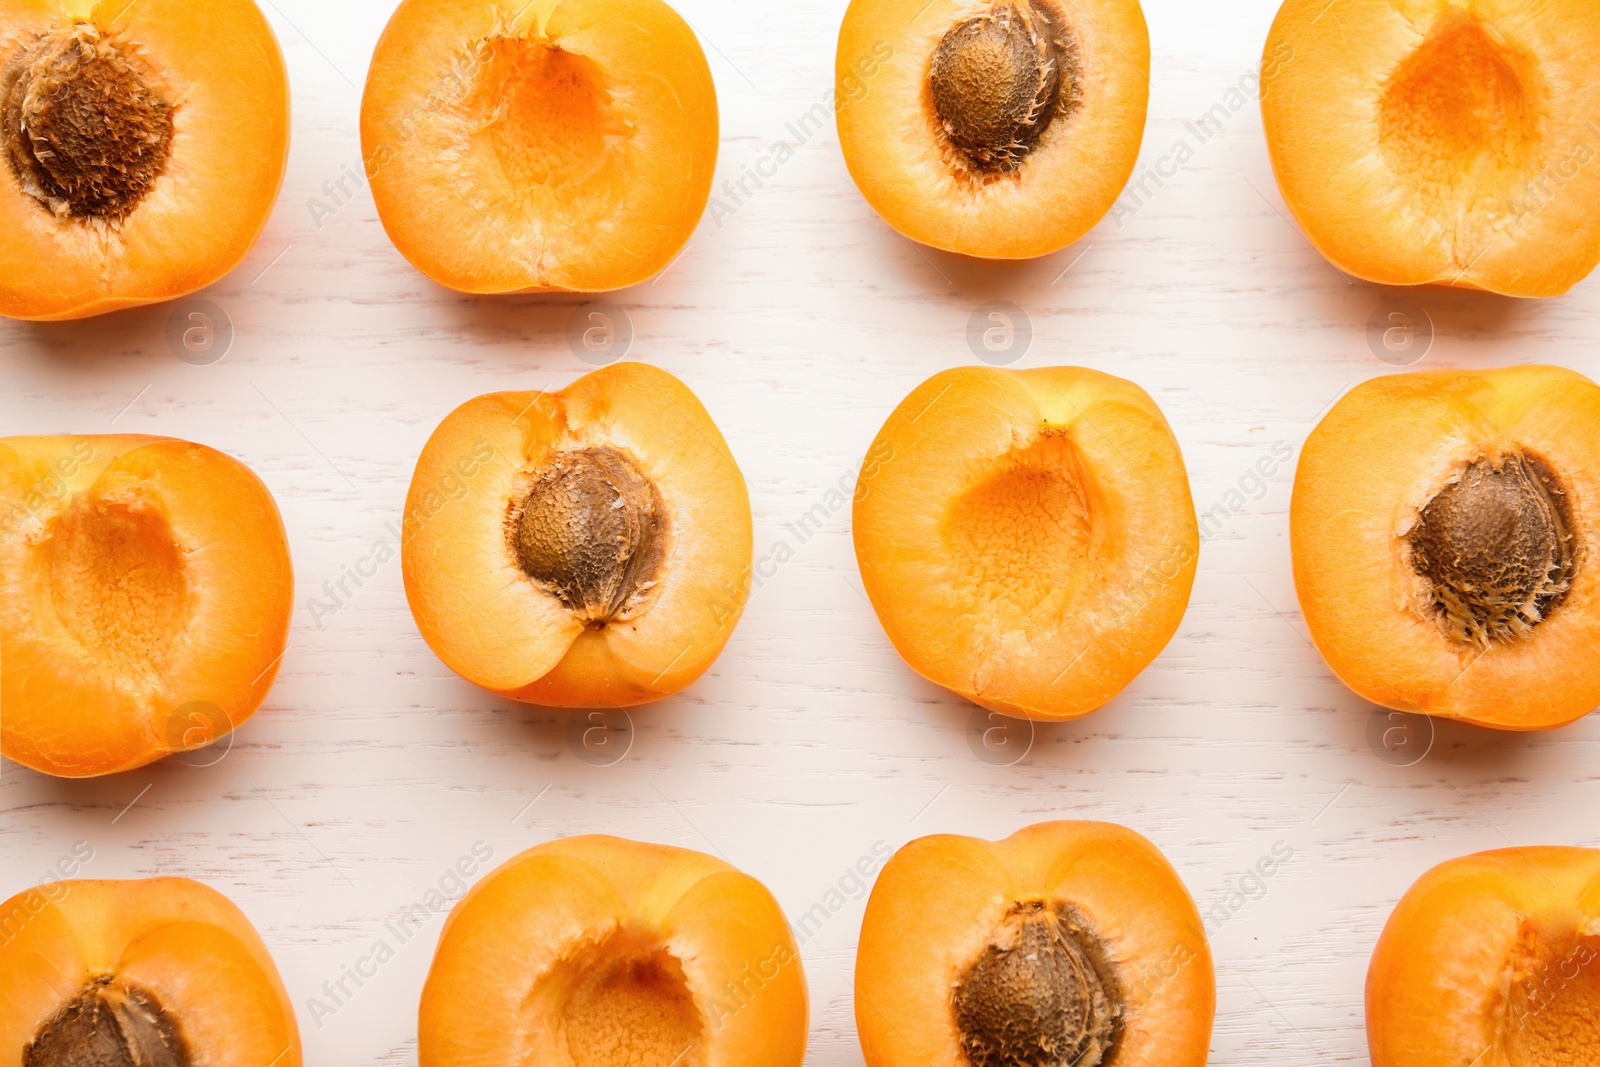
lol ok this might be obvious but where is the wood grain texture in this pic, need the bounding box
[5,0,1600,1063]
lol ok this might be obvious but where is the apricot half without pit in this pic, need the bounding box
[853,366,1198,720]
[855,821,1214,1067]
[0,878,301,1067]
[836,0,1149,258]
[1262,0,1600,296]
[1368,846,1600,1067]
[419,835,808,1067]
[361,0,717,293]
[1292,366,1600,729]
[402,363,752,707]
[0,435,293,777]
[0,0,289,320]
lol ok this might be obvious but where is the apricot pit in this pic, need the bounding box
[24,977,189,1067]
[953,901,1123,1067]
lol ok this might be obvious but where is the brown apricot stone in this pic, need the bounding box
[1409,453,1574,647]
[24,977,189,1067]
[954,901,1122,1067]
[512,447,666,627]
[2,24,174,220]
[928,2,1078,174]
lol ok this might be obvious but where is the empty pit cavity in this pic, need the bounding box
[1504,933,1600,1067]
[946,432,1093,616]
[46,498,189,677]
[550,932,704,1067]
[1378,11,1539,204]
[465,36,623,201]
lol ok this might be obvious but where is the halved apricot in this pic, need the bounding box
[0,0,289,320]
[1291,366,1600,730]
[1368,846,1600,1066]
[856,821,1213,1067]
[402,363,751,707]
[836,0,1149,258]
[0,434,293,777]
[853,366,1197,720]
[1262,0,1600,296]
[419,834,807,1067]
[0,877,301,1067]
[361,0,717,293]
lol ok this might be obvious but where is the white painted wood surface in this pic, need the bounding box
[5,0,1600,1063]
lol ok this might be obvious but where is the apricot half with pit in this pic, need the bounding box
[419,834,808,1067]
[1368,846,1600,1066]
[0,435,293,777]
[0,0,289,320]
[1292,366,1600,730]
[855,821,1213,1067]
[853,366,1198,720]
[1261,0,1600,296]
[361,0,717,293]
[836,0,1149,258]
[402,363,752,707]
[0,877,301,1067]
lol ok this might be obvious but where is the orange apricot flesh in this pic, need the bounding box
[836,0,1150,258]
[0,877,301,1067]
[1368,847,1600,1067]
[1262,0,1600,296]
[1291,366,1600,729]
[0,0,289,320]
[855,821,1213,1067]
[853,366,1198,720]
[402,363,752,707]
[419,834,808,1067]
[361,0,718,293]
[0,435,293,777]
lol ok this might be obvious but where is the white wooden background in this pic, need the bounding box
[5,0,1600,1063]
